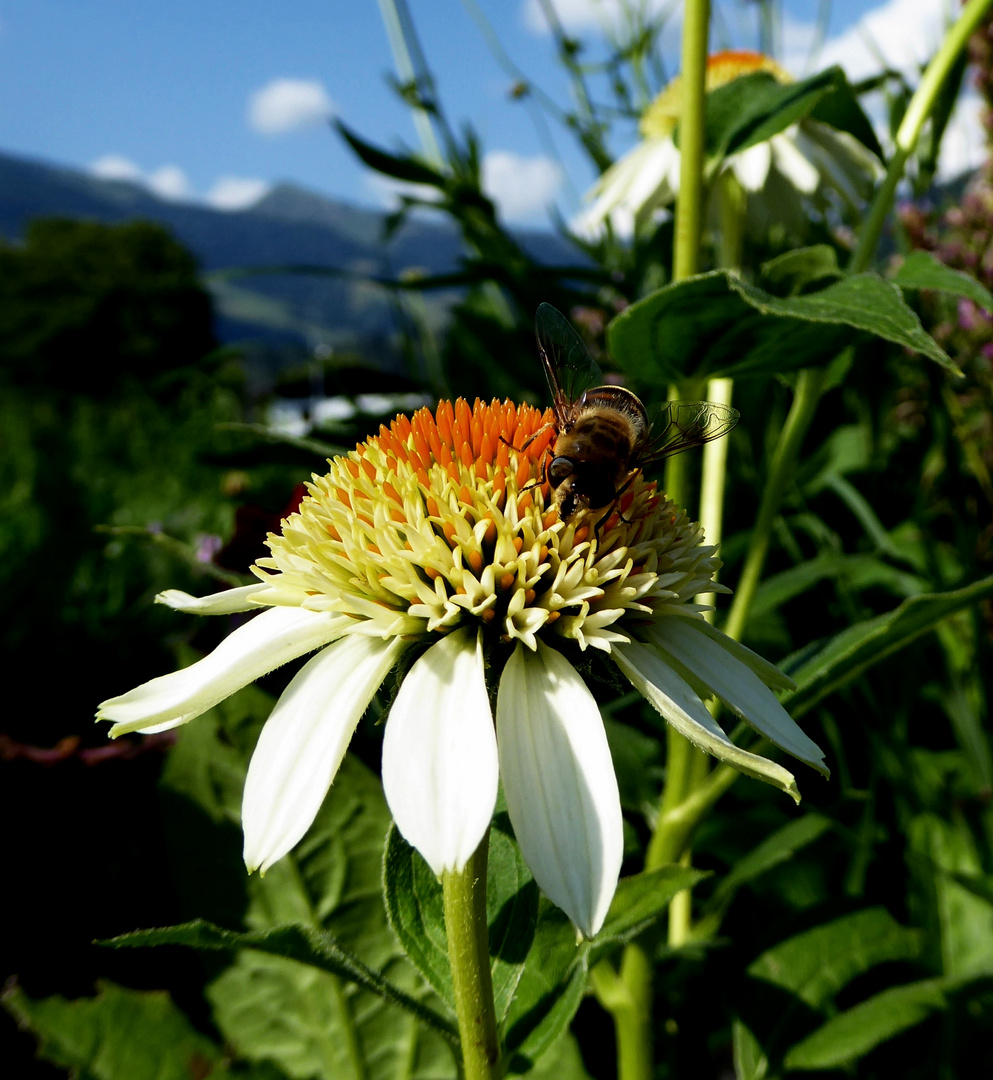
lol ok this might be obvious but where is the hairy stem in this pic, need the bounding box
[442,838,499,1080]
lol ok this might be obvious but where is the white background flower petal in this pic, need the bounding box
[613,640,802,800]
[382,627,498,875]
[731,141,772,191]
[98,607,347,734]
[649,621,828,776]
[770,132,820,194]
[243,635,405,873]
[497,641,623,938]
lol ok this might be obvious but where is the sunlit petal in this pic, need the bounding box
[648,621,828,776]
[243,634,405,873]
[732,141,772,191]
[613,640,801,801]
[97,607,348,735]
[497,641,623,938]
[664,613,795,691]
[156,585,267,614]
[382,627,498,875]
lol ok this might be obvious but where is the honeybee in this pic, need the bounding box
[533,303,739,525]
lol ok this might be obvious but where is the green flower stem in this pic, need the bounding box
[672,0,711,282]
[442,837,500,1080]
[723,366,825,642]
[613,6,712,1078]
[851,0,993,275]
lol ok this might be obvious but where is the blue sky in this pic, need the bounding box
[0,1,980,224]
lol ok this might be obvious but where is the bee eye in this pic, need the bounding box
[547,457,574,486]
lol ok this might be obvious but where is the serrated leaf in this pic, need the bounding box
[607,270,955,388]
[783,979,951,1070]
[784,575,993,718]
[748,908,921,1009]
[383,817,539,1022]
[503,902,589,1070]
[337,120,447,187]
[891,249,993,311]
[1,981,233,1080]
[104,920,456,1041]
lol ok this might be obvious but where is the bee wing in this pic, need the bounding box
[642,401,740,464]
[535,303,604,421]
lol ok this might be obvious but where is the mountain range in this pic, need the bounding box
[0,149,580,379]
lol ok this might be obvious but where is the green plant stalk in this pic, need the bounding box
[377,0,446,168]
[672,0,711,282]
[442,837,500,1080]
[723,365,825,642]
[851,0,993,275]
[612,5,712,1079]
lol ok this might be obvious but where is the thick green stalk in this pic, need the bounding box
[613,6,711,1080]
[442,839,499,1080]
[672,0,711,282]
[851,0,993,275]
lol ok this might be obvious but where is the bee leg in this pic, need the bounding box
[500,420,555,454]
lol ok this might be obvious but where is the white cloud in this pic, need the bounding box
[936,92,986,180]
[249,78,335,135]
[206,176,272,210]
[89,155,270,210]
[482,151,563,223]
[364,172,443,211]
[90,154,144,182]
[146,164,192,201]
[798,0,953,83]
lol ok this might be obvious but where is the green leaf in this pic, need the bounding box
[806,68,884,159]
[784,575,993,718]
[783,979,951,1070]
[751,553,925,621]
[1,980,239,1080]
[732,1018,770,1080]
[704,815,833,915]
[701,69,838,162]
[384,816,539,1022]
[607,270,956,388]
[336,120,447,187]
[591,866,709,954]
[759,245,842,297]
[104,920,456,1042]
[748,907,921,1009]
[891,249,993,311]
[503,902,589,1071]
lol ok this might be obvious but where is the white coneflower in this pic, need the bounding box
[574,50,882,238]
[98,397,825,938]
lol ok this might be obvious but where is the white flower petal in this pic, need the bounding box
[731,142,772,192]
[613,640,801,801]
[97,607,348,735]
[497,641,623,938]
[243,634,405,873]
[382,627,498,875]
[156,585,267,614]
[648,620,828,776]
[665,613,795,691]
[770,132,819,194]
